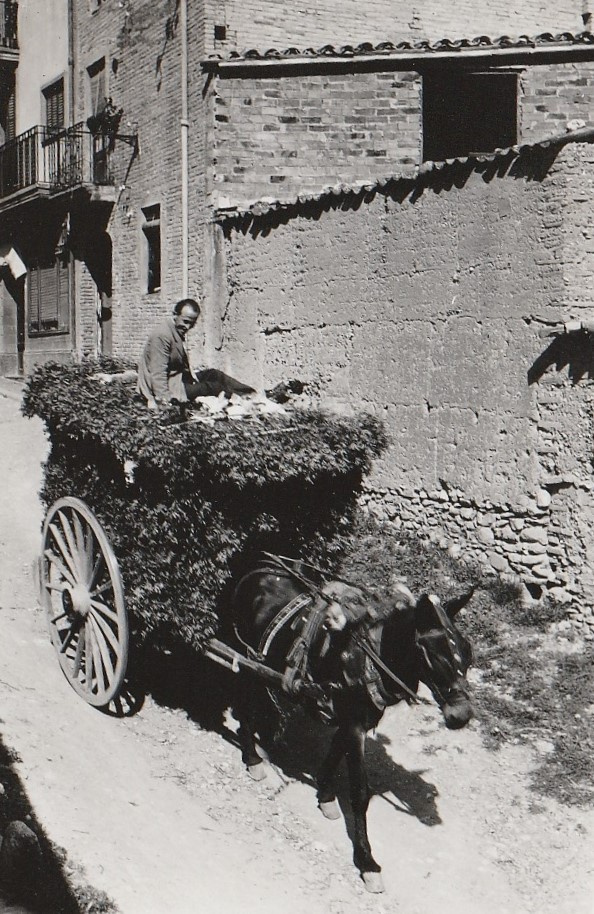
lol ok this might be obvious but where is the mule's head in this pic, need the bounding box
[414,589,474,729]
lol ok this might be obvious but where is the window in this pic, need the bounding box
[28,257,70,334]
[88,58,106,117]
[422,71,518,162]
[43,78,65,135]
[0,70,15,145]
[142,205,161,294]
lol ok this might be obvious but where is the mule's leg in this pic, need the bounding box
[234,680,267,781]
[316,728,346,820]
[344,726,384,893]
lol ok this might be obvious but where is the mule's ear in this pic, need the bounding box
[444,586,475,618]
[414,593,437,630]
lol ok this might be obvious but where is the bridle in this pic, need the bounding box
[415,596,471,709]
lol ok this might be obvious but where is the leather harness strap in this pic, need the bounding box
[258,592,312,659]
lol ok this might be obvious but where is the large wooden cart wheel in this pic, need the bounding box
[40,497,129,707]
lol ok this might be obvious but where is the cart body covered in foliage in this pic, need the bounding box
[23,361,387,704]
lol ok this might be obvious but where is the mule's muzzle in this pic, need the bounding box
[442,689,473,730]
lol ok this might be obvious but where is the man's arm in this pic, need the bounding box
[144,331,173,402]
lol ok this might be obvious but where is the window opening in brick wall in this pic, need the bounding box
[28,255,70,335]
[0,70,15,145]
[43,78,65,135]
[422,71,518,161]
[142,204,161,294]
[88,57,106,117]
[87,58,110,182]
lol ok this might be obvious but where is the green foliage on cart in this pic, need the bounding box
[23,360,387,651]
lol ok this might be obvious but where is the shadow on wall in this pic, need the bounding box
[222,143,562,240]
[528,331,594,384]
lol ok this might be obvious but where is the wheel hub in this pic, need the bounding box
[62,584,91,619]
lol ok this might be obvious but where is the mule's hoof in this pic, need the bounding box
[318,800,341,820]
[362,872,385,894]
[247,763,267,781]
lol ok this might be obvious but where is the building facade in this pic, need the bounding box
[2,2,594,618]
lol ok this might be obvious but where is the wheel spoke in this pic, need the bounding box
[58,511,84,580]
[89,606,119,653]
[49,610,70,625]
[86,620,106,695]
[48,523,79,582]
[90,599,119,625]
[91,580,113,599]
[44,550,75,587]
[71,511,89,574]
[89,552,104,591]
[59,622,78,654]
[72,628,85,677]
[85,628,94,691]
[45,581,67,593]
[89,615,115,682]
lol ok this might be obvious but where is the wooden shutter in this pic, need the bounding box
[28,265,40,332]
[39,263,58,330]
[45,79,65,134]
[57,257,70,331]
[28,257,70,333]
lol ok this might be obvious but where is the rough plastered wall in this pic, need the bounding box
[527,141,594,627]
[219,144,594,624]
[213,1,585,52]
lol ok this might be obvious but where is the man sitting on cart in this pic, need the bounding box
[137,298,256,409]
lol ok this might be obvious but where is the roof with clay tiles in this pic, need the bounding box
[205,31,594,66]
[215,126,594,223]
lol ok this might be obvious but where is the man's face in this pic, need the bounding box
[173,305,199,339]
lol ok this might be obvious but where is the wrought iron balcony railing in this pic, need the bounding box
[0,1,18,48]
[0,123,114,199]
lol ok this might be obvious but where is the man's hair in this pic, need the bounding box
[173,298,201,317]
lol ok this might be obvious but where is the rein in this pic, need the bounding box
[351,631,431,706]
[261,552,334,605]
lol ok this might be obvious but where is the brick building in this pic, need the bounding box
[2,1,594,616]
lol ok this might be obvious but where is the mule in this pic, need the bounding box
[230,553,474,893]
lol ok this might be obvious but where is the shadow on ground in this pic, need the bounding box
[130,641,442,843]
[0,728,115,913]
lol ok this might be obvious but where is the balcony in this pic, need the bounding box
[0,123,115,206]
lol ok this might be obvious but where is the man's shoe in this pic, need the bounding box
[266,379,305,403]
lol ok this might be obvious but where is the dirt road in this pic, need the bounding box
[0,381,593,914]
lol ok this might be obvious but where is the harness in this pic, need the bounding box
[233,555,331,698]
[234,552,429,712]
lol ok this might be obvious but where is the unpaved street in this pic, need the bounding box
[0,381,593,914]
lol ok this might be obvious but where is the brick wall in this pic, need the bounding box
[211,61,594,207]
[215,0,585,53]
[212,70,420,207]
[218,143,594,618]
[73,0,209,361]
[522,61,594,139]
